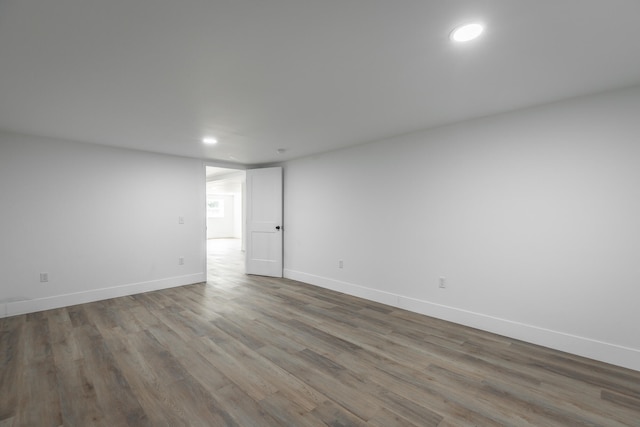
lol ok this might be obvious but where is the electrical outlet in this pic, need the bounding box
[439,276,446,288]
[178,216,185,224]
[40,273,49,283]
[338,260,344,269]
[178,257,184,265]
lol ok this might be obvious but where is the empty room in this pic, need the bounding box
[1,1,639,426]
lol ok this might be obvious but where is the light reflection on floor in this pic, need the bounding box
[206,238,244,285]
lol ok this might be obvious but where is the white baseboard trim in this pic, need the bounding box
[284,269,640,372]
[1,273,206,318]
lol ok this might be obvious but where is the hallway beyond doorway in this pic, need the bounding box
[207,238,244,284]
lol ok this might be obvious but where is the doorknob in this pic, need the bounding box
[275,226,281,230]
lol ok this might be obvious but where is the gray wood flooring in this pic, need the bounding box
[1,239,639,426]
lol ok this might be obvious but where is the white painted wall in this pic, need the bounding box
[206,194,236,238]
[283,85,640,371]
[0,132,206,316]
[233,190,243,240]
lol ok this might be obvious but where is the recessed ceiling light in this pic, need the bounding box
[450,23,484,42]
[202,137,218,145]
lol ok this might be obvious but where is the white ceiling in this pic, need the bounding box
[1,0,640,165]
[206,167,244,195]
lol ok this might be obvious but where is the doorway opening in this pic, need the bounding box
[205,166,246,282]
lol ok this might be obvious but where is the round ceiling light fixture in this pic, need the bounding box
[450,23,484,42]
[202,137,218,145]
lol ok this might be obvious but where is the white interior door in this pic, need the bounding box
[246,167,283,277]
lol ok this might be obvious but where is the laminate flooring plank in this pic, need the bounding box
[334,348,503,427]
[516,339,640,388]
[144,324,232,393]
[426,363,597,427]
[340,357,503,427]
[66,304,92,328]
[401,334,543,387]
[207,295,264,323]
[484,377,633,427]
[172,307,225,339]
[459,341,636,424]
[308,312,468,378]
[267,284,337,310]
[143,322,263,425]
[84,300,120,331]
[0,316,24,422]
[601,389,640,411]
[328,305,395,335]
[194,335,278,402]
[358,301,394,315]
[163,287,217,320]
[98,327,192,426]
[229,315,308,353]
[47,308,82,361]
[258,344,382,421]
[300,303,362,330]
[308,292,368,312]
[116,323,236,426]
[107,334,234,427]
[309,400,367,427]
[377,360,527,426]
[245,305,349,357]
[210,317,266,351]
[286,318,362,354]
[462,339,606,398]
[388,307,510,346]
[176,286,226,320]
[73,323,149,426]
[48,311,107,427]
[258,391,327,427]
[265,296,341,329]
[13,315,63,427]
[150,304,213,343]
[54,357,108,426]
[164,377,238,427]
[214,382,282,427]
[127,303,162,329]
[375,388,443,427]
[129,292,166,313]
[219,336,327,412]
[107,302,145,335]
[366,407,423,427]
[532,357,640,400]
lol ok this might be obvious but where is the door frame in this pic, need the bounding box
[203,162,248,277]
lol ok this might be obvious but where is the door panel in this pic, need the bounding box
[246,167,283,277]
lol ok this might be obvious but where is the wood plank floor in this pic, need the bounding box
[2,241,640,426]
